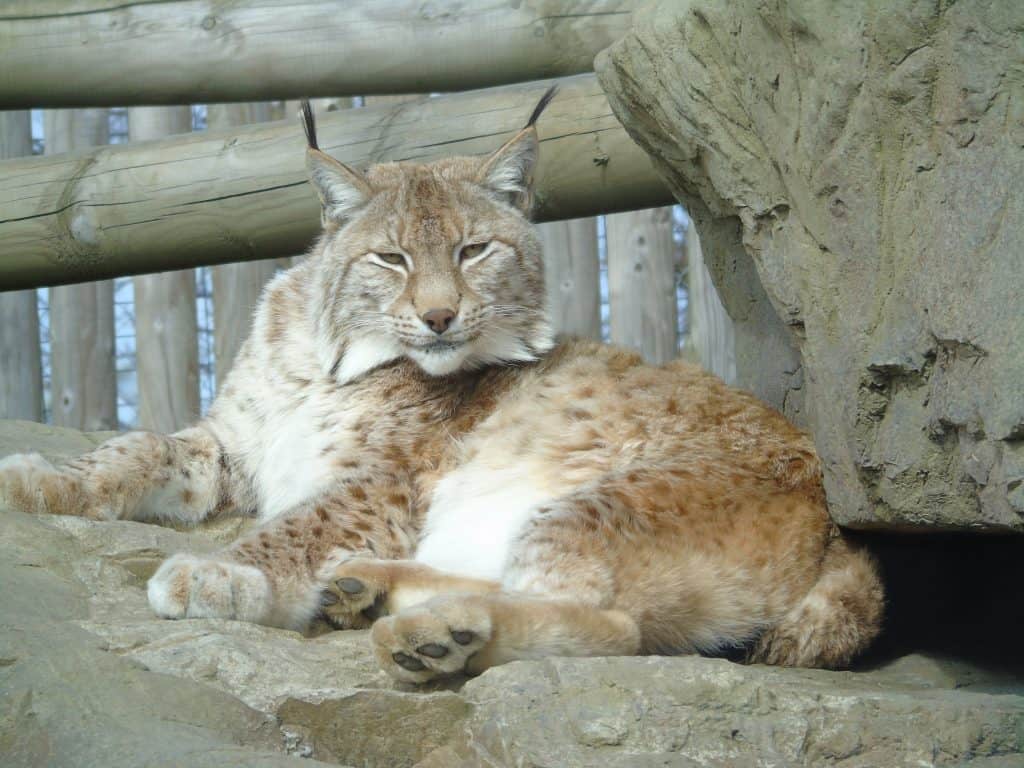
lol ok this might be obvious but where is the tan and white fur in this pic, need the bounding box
[0,90,883,682]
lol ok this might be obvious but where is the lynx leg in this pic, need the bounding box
[747,537,884,669]
[371,591,640,683]
[147,482,416,630]
[319,557,499,629]
[0,425,235,525]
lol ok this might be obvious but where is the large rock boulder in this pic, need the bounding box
[597,0,1024,531]
[2,419,1023,766]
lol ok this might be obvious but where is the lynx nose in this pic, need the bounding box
[421,308,455,335]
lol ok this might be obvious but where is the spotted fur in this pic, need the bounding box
[0,93,882,682]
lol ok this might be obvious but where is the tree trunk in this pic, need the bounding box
[207,102,293,387]
[538,218,601,339]
[0,0,634,108]
[45,109,117,431]
[130,107,200,432]
[0,110,42,421]
[606,207,678,364]
[0,75,672,289]
[685,221,736,384]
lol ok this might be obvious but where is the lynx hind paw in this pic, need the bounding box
[0,452,86,517]
[371,596,492,684]
[318,557,393,630]
[148,553,271,623]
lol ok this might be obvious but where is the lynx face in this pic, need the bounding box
[303,98,555,383]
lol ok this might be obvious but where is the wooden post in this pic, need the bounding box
[45,109,118,431]
[0,110,43,421]
[0,75,673,289]
[129,107,200,432]
[685,221,736,384]
[606,207,678,364]
[538,218,601,339]
[207,102,292,386]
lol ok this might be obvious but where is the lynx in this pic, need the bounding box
[0,89,883,683]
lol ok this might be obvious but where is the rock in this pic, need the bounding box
[0,500,340,768]
[0,418,114,461]
[2,422,1023,767]
[443,657,1024,768]
[596,1,1024,531]
[278,690,472,767]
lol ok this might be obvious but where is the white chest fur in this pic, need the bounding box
[414,463,552,581]
[254,395,360,519]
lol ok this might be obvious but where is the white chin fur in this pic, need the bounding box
[409,322,556,377]
[407,343,473,376]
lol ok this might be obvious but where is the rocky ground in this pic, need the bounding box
[1,419,1023,767]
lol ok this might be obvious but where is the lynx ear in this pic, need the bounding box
[299,99,372,224]
[306,150,373,224]
[477,128,539,212]
[476,85,557,213]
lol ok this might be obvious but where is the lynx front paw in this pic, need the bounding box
[147,554,271,623]
[371,595,492,684]
[318,558,393,630]
[0,452,90,517]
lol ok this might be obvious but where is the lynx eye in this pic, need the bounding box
[375,253,406,266]
[459,242,490,264]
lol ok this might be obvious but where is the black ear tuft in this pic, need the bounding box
[299,99,319,150]
[524,85,558,129]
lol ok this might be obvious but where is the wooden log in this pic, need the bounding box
[130,107,200,432]
[0,110,43,421]
[0,1,635,108]
[208,102,293,386]
[0,109,32,157]
[606,207,678,364]
[0,75,672,290]
[685,221,736,384]
[538,218,601,339]
[45,109,117,430]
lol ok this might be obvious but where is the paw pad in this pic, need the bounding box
[392,652,427,672]
[318,561,391,630]
[371,597,492,683]
[451,630,475,646]
[416,642,450,659]
[336,577,365,594]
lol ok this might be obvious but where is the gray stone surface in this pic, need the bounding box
[436,656,1024,768]
[0,496,340,768]
[3,418,1023,766]
[596,0,1024,531]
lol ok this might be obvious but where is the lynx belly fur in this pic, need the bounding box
[0,90,882,682]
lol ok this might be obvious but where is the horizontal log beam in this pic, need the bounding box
[0,0,635,108]
[0,75,672,290]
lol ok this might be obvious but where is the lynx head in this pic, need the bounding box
[301,88,558,384]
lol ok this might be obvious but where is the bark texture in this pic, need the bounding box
[538,218,601,340]
[597,0,1024,530]
[0,110,42,421]
[45,109,116,431]
[0,75,670,289]
[207,102,291,387]
[0,0,635,108]
[130,107,200,433]
[606,207,679,364]
[685,221,735,386]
